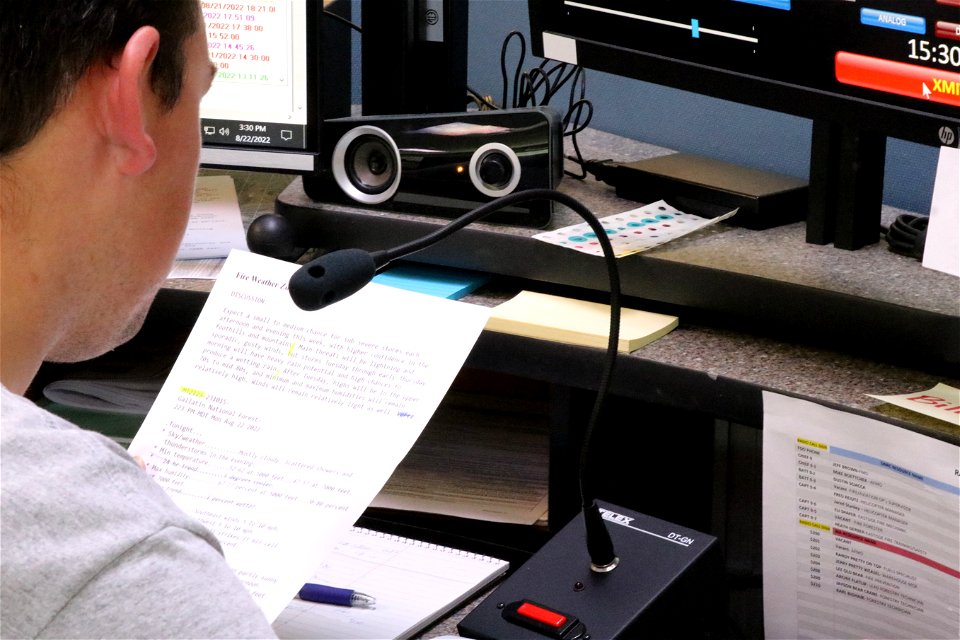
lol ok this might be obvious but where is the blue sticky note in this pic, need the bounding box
[372,263,490,300]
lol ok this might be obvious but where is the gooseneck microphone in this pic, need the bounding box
[257,188,722,637]
[284,188,622,573]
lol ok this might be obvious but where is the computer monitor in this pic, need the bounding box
[528,0,960,248]
[198,0,350,174]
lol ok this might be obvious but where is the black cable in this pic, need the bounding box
[322,9,361,33]
[565,127,590,179]
[560,65,592,178]
[523,60,576,108]
[499,31,527,111]
[488,31,594,180]
[581,158,620,185]
[520,66,552,107]
[882,213,928,259]
[465,86,499,111]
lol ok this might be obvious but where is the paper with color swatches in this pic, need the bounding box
[533,200,737,257]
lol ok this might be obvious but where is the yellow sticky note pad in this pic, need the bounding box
[485,290,678,353]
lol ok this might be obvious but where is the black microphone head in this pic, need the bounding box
[288,249,377,311]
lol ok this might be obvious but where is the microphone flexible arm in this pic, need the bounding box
[288,187,621,571]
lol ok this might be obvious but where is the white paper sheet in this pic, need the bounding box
[922,146,959,277]
[762,391,960,640]
[271,526,508,640]
[175,175,247,260]
[868,382,960,427]
[168,257,226,280]
[128,249,491,621]
[532,200,737,257]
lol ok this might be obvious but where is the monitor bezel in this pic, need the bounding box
[199,0,333,174]
[528,0,960,149]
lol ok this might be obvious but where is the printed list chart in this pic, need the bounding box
[762,392,959,640]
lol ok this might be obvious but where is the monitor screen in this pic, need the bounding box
[528,0,960,248]
[528,0,960,147]
[199,0,350,174]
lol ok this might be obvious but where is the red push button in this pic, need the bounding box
[935,21,960,41]
[502,599,586,639]
[835,51,960,108]
[516,601,568,628]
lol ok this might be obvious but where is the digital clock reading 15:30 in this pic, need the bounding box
[908,39,960,67]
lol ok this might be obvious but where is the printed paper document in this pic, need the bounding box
[762,391,959,640]
[128,249,491,621]
[169,174,247,279]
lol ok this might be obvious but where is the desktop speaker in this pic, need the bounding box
[301,107,564,227]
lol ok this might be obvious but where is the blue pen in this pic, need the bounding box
[298,583,376,608]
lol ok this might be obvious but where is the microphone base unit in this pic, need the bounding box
[457,501,724,640]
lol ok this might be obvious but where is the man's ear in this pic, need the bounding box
[106,26,161,176]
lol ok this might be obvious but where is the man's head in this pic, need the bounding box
[0,0,216,393]
[1,0,201,158]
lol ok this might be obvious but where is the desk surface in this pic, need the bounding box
[274,128,958,380]
[168,136,960,636]
[182,133,960,440]
[264,128,956,441]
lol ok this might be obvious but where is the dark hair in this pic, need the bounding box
[0,0,200,157]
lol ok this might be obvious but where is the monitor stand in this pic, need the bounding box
[806,120,887,250]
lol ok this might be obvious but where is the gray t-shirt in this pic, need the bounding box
[0,386,278,638]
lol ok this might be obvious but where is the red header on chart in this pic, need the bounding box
[835,51,960,108]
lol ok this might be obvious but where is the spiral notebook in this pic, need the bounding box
[272,526,509,639]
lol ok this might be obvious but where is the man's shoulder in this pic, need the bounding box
[0,382,208,548]
[1,384,144,488]
[0,386,235,637]
[1,385,207,541]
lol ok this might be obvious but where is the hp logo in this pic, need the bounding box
[938,126,957,146]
